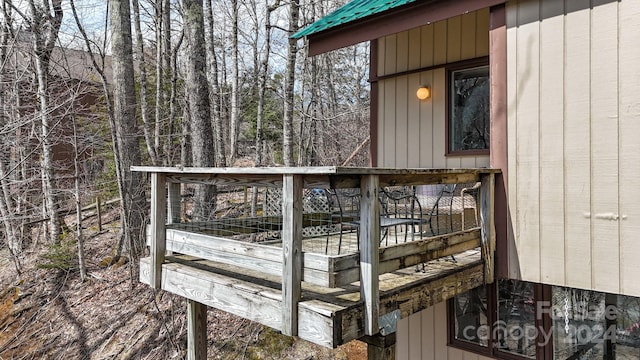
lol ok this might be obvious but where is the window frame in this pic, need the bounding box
[445,57,491,156]
[448,281,551,360]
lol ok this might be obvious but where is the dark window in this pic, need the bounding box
[449,282,640,359]
[448,65,490,154]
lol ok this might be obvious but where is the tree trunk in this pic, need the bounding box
[228,0,239,163]
[71,115,87,282]
[109,0,146,257]
[184,0,216,221]
[131,0,158,165]
[28,0,64,244]
[204,0,226,167]
[282,0,300,166]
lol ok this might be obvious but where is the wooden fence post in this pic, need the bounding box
[360,174,380,336]
[281,174,303,336]
[480,173,496,284]
[150,172,167,289]
[187,299,207,360]
[96,196,102,232]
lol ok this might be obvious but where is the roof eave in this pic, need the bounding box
[305,0,506,56]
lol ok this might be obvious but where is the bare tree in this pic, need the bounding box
[184,0,216,220]
[132,0,158,165]
[109,0,146,257]
[204,0,226,167]
[282,0,300,166]
[26,0,64,243]
[228,0,239,164]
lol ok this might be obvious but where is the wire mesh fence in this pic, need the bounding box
[165,182,482,256]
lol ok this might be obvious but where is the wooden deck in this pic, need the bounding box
[132,166,499,355]
[140,250,484,348]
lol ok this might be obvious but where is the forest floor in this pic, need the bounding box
[0,208,366,360]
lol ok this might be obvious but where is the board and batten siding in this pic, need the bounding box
[395,301,493,360]
[376,9,490,169]
[507,0,640,297]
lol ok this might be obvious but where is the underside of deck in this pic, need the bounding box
[139,250,485,348]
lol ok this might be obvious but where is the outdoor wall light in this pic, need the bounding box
[416,86,431,100]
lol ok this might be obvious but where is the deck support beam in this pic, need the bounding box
[480,173,496,283]
[360,174,380,335]
[362,333,396,360]
[187,299,207,360]
[282,174,303,336]
[150,173,167,289]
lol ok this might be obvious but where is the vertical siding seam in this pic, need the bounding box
[537,0,543,283]
[562,0,568,287]
[588,0,594,290]
[617,0,621,294]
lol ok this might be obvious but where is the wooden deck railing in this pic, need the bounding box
[133,166,499,338]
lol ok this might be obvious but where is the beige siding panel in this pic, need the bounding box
[407,74,422,167]
[475,8,490,57]
[446,155,462,169]
[378,81,387,166]
[378,36,387,77]
[619,0,640,297]
[421,307,435,360]
[408,28,422,70]
[421,25,435,68]
[419,71,435,167]
[589,0,619,294]
[396,76,409,168]
[384,34,397,76]
[563,0,592,290]
[460,157,477,169]
[460,12,477,60]
[514,0,541,283]
[447,15,462,63]
[383,79,397,168]
[447,347,464,360]
[432,68,447,167]
[434,301,448,359]
[538,0,565,286]
[475,156,490,168]
[506,0,520,279]
[408,313,423,360]
[434,20,448,65]
[396,316,409,360]
[396,31,409,73]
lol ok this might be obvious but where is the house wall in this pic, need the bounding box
[506,0,640,297]
[395,301,493,360]
[376,9,490,168]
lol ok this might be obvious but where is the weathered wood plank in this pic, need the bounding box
[480,173,495,283]
[140,250,483,348]
[150,173,167,289]
[360,175,380,336]
[282,174,303,336]
[187,300,207,360]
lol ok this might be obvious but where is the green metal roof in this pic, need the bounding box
[293,0,418,38]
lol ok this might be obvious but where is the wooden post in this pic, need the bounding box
[150,172,167,289]
[167,182,181,224]
[281,174,303,336]
[360,174,380,336]
[187,299,207,360]
[480,173,496,284]
[362,333,396,360]
[96,196,102,232]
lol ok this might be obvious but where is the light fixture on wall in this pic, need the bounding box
[416,86,431,100]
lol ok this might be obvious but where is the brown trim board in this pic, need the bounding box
[307,0,505,56]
